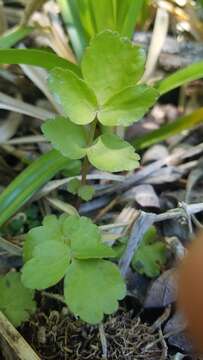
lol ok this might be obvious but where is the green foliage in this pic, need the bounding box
[0,272,36,326]
[43,30,157,173]
[67,179,95,200]
[62,160,81,177]
[133,108,203,150]
[0,150,73,228]
[21,214,125,324]
[67,178,81,195]
[42,117,87,159]
[132,227,167,278]
[0,49,79,74]
[99,85,158,126]
[48,69,98,125]
[0,26,33,49]
[57,0,145,59]
[156,61,203,95]
[78,184,95,201]
[87,134,140,172]
[64,259,126,324]
[81,31,146,104]
[22,241,71,289]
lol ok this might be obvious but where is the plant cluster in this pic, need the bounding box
[1,3,203,329]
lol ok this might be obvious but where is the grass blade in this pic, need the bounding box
[0,150,71,227]
[0,26,33,49]
[57,0,88,60]
[0,49,80,74]
[156,61,203,95]
[132,108,203,150]
[117,0,144,38]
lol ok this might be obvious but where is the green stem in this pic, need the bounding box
[81,120,97,185]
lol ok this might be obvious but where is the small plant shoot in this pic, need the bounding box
[0,272,36,326]
[21,214,125,324]
[42,30,158,174]
[20,30,159,325]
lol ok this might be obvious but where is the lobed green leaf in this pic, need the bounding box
[42,117,87,159]
[98,85,159,126]
[64,259,126,324]
[22,241,71,290]
[48,68,98,125]
[0,272,36,326]
[78,184,95,201]
[63,215,115,259]
[87,134,140,172]
[23,214,67,262]
[81,30,145,104]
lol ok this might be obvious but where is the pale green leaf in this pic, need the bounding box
[132,240,167,278]
[23,214,67,262]
[78,184,95,201]
[0,272,36,326]
[64,259,126,324]
[22,241,70,289]
[63,215,115,259]
[42,117,87,159]
[81,30,145,104]
[87,134,140,172]
[48,68,98,124]
[67,178,81,195]
[98,85,158,126]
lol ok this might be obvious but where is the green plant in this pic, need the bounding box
[1,16,203,326]
[18,30,158,324]
[131,226,167,278]
[0,272,36,326]
[57,0,145,59]
[21,214,125,324]
[42,31,158,180]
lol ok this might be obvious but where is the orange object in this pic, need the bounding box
[178,232,203,352]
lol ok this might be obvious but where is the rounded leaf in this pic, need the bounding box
[42,117,87,159]
[22,241,70,290]
[23,214,67,262]
[98,85,159,126]
[64,259,126,324]
[48,68,98,124]
[63,215,115,259]
[0,272,36,326]
[87,134,140,172]
[81,30,145,104]
[78,184,95,201]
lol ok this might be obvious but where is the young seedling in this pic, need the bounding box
[21,214,125,324]
[20,30,159,324]
[42,30,158,194]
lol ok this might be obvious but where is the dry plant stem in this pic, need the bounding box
[0,237,22,256]
[119,212,156,277]
[0,311,40,360]
[42,291,66,304]
[20,0,47,26]
[141,5,169,82]
[0,92,55,120]
[0,1,7,34]
[94,196,120,222]
[99,323,108,359]
[119,202,203,277]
